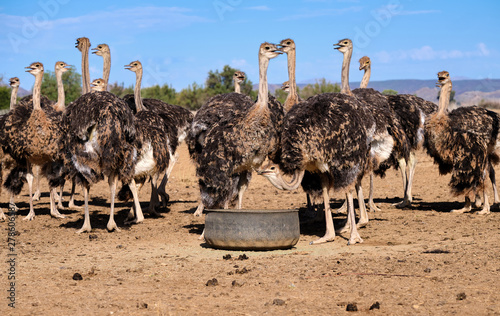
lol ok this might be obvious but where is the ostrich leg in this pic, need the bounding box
[23,164,35,221]
[368,172,381,212]
[310,175,336,244]
[106,174,120,232]
[347,190,363,245]
[76,184,91,234]
[125,178,145,225]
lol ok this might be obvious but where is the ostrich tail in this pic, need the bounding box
[117,185,133,202]
[4,166,27,195]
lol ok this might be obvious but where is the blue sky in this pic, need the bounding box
[1,0,499,91]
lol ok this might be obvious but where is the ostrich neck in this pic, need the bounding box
[437,81,452,117]
[256,55,270,109]
[234,81,241,94]
[55,70,65,110]
[134,69,145,112]
[10,86,18,110]
[81,47,90,94]
[285,49,299,112]
[341,48,353,96]
[360,67,371,89]
[32,71,43,110]
[103,53,111,91]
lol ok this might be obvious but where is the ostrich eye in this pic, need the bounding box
[287,41,291,45]
[265,46,270,50]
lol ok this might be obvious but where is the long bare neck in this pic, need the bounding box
[32,72,43,110]
[81,47,90,94]
[234,81,241,93]
[103,52,111,91]
[341,48,353,96]
[10,86,18,110]
[437,81,452,117]
[284,49,299,112]
[360,66,371,89]
[256,55,270,109]
[134,69,145,112]
[55,70,65,110]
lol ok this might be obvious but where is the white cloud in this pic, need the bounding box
[375,43,492,63]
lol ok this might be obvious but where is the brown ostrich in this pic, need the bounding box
[424,71,500,214]
[3,62,66,221]
[233,71,245,93]
[188,42,282,219]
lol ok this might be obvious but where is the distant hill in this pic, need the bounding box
[258,78,500,106]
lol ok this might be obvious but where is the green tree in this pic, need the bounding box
[205,65,256,99]
[274,88,288,105]
[299,78,340,99]
[0,85,10,110]
[142,84,177,104]
[382,89,398,96]
[176,82,208,110]
[40,66,82,104]
[108,82,133,98]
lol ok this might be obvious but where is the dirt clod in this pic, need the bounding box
[206,278,218,287]
[238,254,249,260]
[223,254,232,260]
[272,299,286,306]
[72,273,83,281]
[369,302,380,310]
[457,292,467,300]
[346,303,358,311]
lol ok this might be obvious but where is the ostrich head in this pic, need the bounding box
[91,43,110,56]
[55,61,71,74]
[281,81,290,93]
[75,37,91,52]
[278,38,296,54]
[333,38,352,54]
[259,42,282,59]
[233,71,246,84]
[9,77,20,88]
[124,60,142,73]
[90,78,106,92]
[257,161,304,191]
[437,71,451,86]
[25,62,44,76]
[359,56,371,71]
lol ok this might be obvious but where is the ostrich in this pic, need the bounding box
[233,71,245,93]
[188,42,282,218]
[93,43,193,210]
[257,90,375,245]
[9,77,20,108]
[3,62,66,221]
[120,60,172,223]
[63,76,137,233]
[90,78,106,92]
[424,71,500,214]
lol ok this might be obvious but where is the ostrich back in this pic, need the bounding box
[63,91,136,184]
[281,93,372,191]
[3,102,63,165]
[124,95,194,152]
[424,106,500,195]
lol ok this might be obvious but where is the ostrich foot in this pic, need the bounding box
[0,210,6,221]
[32,190,41,201]
[23,211,35,221]
[357,217,369,228]
[68,201,82,209]
[194,203,204,217]
[126,208,135,220]
[347,232,364,245]
[76,224,92,234]
[50,209,66,219]
[310,233,335,245]
[146,205,160,217]
[474,195,482,208]
[477,205,490,215]
[9,203,19,212]
[369,200,381,212]
[124,217,144,225]
[198,229,205,241]
[107,220,121,232]
[450,205,472,214]
[335,201,347,214]
[393,198,411,209]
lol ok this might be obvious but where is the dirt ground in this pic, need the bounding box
[1,143,499,315]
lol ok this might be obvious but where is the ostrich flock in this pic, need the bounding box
[0,37,498,246]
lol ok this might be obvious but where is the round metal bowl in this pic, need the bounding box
[204,209,300,251]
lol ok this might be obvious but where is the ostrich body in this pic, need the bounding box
[358,55,435,209]
[63,86,137,232]
[3,62,67,221]
[188,42,282,216]
[233,71,245,93]
[424,71,500,214]
[120,60,172,223]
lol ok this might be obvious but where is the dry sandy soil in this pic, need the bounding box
[1,144,499,315]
